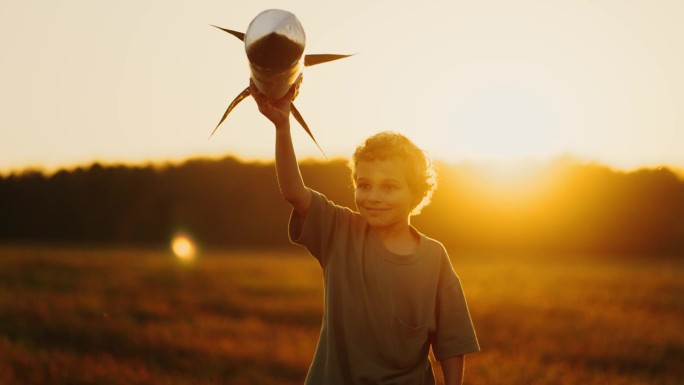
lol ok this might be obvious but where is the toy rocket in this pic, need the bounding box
[210,9,352,154]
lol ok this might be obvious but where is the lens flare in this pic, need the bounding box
[171,233,196,262]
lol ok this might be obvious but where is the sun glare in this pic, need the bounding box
[476,160,545,188]
[171,233,197,262]
[467,160,554,206]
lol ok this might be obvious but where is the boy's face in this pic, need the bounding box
[354,158,416,231]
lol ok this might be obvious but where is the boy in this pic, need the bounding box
[251,80,479,385]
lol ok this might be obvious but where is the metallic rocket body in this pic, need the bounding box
[245,9,305,100]
[211,9,352,155]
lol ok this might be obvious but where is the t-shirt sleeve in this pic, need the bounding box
[288,189,353,267]
[431,253,480,360]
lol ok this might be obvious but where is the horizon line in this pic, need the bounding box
[2,153,684,179]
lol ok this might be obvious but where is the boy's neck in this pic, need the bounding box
[374,224,420,255]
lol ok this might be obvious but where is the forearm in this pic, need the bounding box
[441,355,465,385]
[275,121,311,215]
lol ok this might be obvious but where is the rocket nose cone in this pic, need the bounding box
[246,32,305,70]
[244,9,306,70]
[245,9,306,46]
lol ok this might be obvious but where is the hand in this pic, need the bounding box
[250,78,300,129]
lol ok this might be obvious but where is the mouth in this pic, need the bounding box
[363,207,389,215]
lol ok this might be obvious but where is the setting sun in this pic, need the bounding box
[171,233,197,262]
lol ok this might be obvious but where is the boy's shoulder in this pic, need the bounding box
[309,188,364,228]
[416,230,449,259]
[418,232,449,265]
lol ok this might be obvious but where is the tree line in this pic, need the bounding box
[1,156,682,255]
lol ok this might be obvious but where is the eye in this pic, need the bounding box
[356,182,370,190]
[382,184,398,192]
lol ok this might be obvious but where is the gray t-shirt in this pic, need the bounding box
[289,190,480,385]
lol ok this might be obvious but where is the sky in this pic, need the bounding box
[1,0,683,174]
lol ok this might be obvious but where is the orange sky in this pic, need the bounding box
[1,0,683,174]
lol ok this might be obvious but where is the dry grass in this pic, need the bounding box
[0,245,682,384]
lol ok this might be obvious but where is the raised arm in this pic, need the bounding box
[250,79,312,216]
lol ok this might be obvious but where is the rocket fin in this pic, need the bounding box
[291,103,327,158]
[304,54,354,67]
[210,86,251,138]
[211,25,245,41]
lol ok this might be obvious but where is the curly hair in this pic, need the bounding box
[350,131,437,215]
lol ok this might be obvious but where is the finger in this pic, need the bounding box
[250,79,270,103]
[249,79,260,97]
[250,84,268,107]
[277,84,297,104]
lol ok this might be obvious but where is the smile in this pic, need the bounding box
[364,207,389,214]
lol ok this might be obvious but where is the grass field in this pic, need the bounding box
[0,244,682,385]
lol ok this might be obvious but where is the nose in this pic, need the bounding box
[367,186,381,203]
